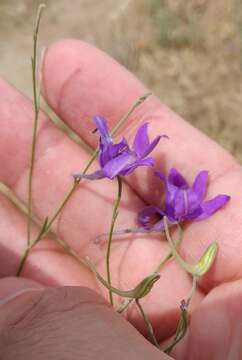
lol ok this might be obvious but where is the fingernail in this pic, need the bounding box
[0,288,42,306]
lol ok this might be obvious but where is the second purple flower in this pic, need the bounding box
[138,168,230,231]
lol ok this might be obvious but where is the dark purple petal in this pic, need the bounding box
[133,123,166,158]
[102,152,137,179]
[192,171,208,202]
[141,135,162,158]
[186,206,204,220]
[133,123,150,157]
[168,168,188,188]
[196,194,230,220]
[99,138,129,167]
[138,205,165,228]
[93,116,112,145]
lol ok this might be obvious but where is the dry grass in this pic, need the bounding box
[0,0,241,162]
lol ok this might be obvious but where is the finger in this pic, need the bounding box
[172,279,242,359]
[42,39,241,202]
[0,78,143,260]
[0,193,94,287]
[0,284,170,360]
[41,40,242,289]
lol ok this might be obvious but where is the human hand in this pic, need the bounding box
[0,40,241,359]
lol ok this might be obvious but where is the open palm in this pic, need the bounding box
[0,40,242,360]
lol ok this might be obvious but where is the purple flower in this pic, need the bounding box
[75,116,166,180]
[138,168,230,231]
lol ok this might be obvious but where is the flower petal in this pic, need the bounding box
[141,135,163,158]
[168,168,188,188]
[133,123,150,157]
[102,152,137,179]
[192,171,208,202]
[99,138,129,167]
[93,116,112,145]
[197,195,230,220]
[138,205,164,228]
[119,157,155,176]
[73,170,104,181]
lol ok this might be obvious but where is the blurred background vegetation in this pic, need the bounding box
[0,0,241,162]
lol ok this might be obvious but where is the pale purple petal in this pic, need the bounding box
[173,190,186,219]
[196,195,230,220]
[93,116,112,145]
[192,171,208,202]
[102,152,137,179]
[120,157,155,176]
[186,189,201,214]
[168,168,188,188]
[133,123,150,157]
[150,219,165,232]
[73,170,104,181]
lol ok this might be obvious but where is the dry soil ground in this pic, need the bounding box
[0,0,241,162]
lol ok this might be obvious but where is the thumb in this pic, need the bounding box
[0,277,170,360]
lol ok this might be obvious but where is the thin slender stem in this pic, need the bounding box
[136,299,159,348]
[154,224,183,273]
[110,92,151,136]
[27,4,46,247]
[44,182,77,233]
[163,277,195,354]
[106,176,122,305]
[186,275,197,307]
[16,247,31,276]
[164,304,188,354]
[116,298,133,313]
[19,92,150,274]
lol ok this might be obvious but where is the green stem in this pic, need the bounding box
[19,92,151,274]
[110,92,151,136]
[116,298,133,313]
[16,246,31,276]
[186,275,197,307]
[154,224,183,273]
[85,257,159,299]
[164,216,218,277]
[27,4,46,247]
[106,176,122,305]
[164,303,188,354]
[136,299,159,348]
[164,276,196,354]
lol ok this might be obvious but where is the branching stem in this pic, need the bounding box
[27,4,46,247]
[136,299,159,348]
